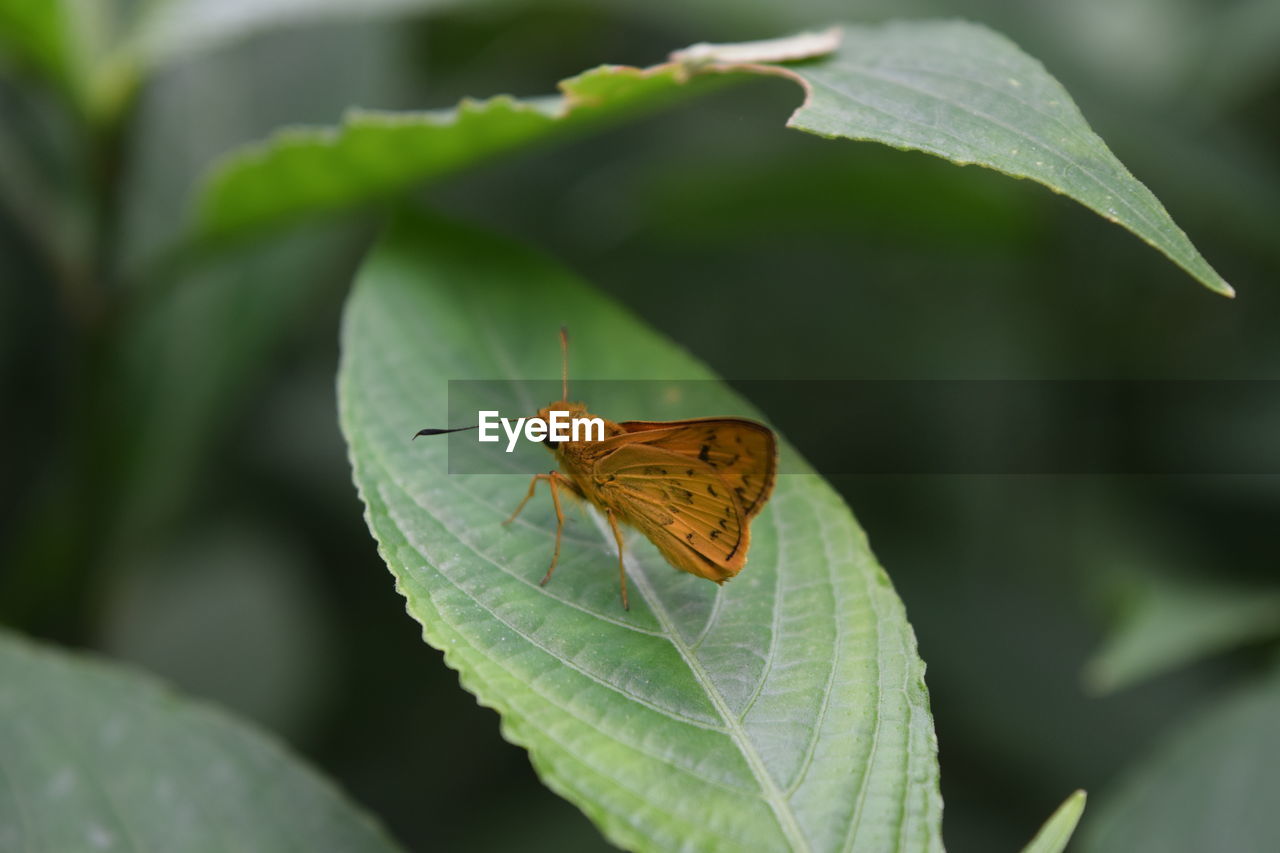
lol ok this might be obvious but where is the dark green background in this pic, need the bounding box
[2,1,1277,850]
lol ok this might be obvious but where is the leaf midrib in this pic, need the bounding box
[588,510,814,852]
[361,440,726,729]
[357,443,768,790]
[475,319,815,850]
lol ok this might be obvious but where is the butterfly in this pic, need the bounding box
[416,329,777,609]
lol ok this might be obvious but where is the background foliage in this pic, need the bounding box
[2,0,1278,850]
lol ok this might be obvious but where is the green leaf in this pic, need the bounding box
[338,208,943,852]
[0,0,75,93]
[0,628,401,853]
[0,0,138,122]
[194,63,714,243]
[1084,572,1280,694]
[767,21,1231,296]
[1081,663,1280,853]
[0,0,449,122]
[1021,790,1087,853]
[193,22,1229,295]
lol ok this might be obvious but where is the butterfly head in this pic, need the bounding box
[535,400,590,449]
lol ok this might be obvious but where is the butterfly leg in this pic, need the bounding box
[539,472,571,588]
[502,473,549,526]
[605,508,630,611]
[503,472,582,589]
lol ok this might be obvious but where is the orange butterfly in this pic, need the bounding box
[418,329,777,609]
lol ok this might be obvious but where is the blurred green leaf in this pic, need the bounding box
[0,0,75,94]
[0,629,401,853]
[338,208,943,852]
[0,0,138,121]
[1021,790,1087,853]
[1084,572,1280,694]
[777,20,1231,296]
[136,0,456,68]
[119,16,422,271]
[193,63,713,243]
[1082,662,1280,853]
[0,0,450,123]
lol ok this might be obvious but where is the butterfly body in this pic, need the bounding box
[515,395,776,607]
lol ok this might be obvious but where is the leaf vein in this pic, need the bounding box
[783,489,842,796]
[372,472,727,730]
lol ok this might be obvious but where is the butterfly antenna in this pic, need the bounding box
[413,425,478,440]
[559,325,570,401]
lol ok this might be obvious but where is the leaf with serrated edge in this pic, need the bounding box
[338,208,943,852]
[0,629,401,853]
[761,21,1232,296]
[194,22,1229,296]
[194,64,714,243]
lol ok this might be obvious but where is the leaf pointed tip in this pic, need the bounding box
[1021,788,1088,853]
[1201,274,1235,298]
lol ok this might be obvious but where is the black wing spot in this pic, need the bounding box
[710,529,721,540]
[706,484,718,497]
[718,518,729,531]
[698,444,710,462]
[685,532,694,543]
[686,468,695,477]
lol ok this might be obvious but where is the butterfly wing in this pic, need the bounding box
[613,417,777,519]
[592,444,749,582]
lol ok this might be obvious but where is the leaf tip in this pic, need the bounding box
[1021,788,1088,853]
